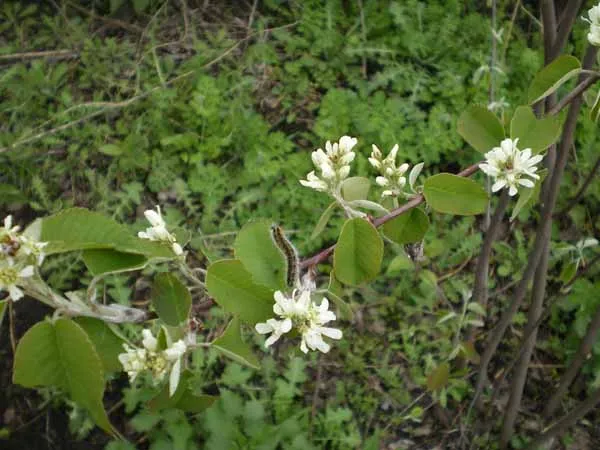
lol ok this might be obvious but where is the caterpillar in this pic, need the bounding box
[271,224,300,288]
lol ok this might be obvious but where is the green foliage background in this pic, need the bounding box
[1,0,600,448]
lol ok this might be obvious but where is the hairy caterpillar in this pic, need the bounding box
[271,224,300,288]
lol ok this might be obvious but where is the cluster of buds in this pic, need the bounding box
[0,216,47,301]
[300,136,358,195]
[585,3,600,46]
[369,144,424,198]
[118,329,187,396]
[255,289,342,354]
[138,206,184,256]
[479,138,543,196]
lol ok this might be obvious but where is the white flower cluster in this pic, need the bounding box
[118,329,187,396]
[138,206,183,256]
[300,136,358,194]
[369,144,423,198]
[479,138,543,197]
[0,216,47,301]
[255,290,343,354]
[586,4,600,46]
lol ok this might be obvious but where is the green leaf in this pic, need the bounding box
[41,208,174,259]
[213,317,259,369]
[559,261,578,284]
[74,317,124,373]
[83,249,148,276]
[423,174,489,215]
[426,362,450,392]
[13,319,112,432]
[98,144,123,156]
[510,169,548,220]
[383,208,429,244]
[0,300,7,331]
[510,106,561,154]
[457,105,505,153]
[0,183,27,205]
[341,177,371,201]
[151,273,192,326]
[590,89,600,122]
[206,259,274,324]
[234,220,287,290]
[528,55,582,104]
[149,370,217,413]
[311,201,337,240]
[334,218,383,286]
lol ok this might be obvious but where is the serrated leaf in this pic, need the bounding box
[426,362,450,392]
[457,105,505,153]
[234,220,287,290]
[510,106,561,154]
[213,317,259,369]
[311,201,337,240]
[423,174,489,215]
[151,273,191,326]
[528,55,582,104]
[466,302,486,317]
[383,207,429,244]
[437,312,457,325]
[206,259,274,324]
[74,317,124,373]
[341,177,371,201]
[13,319,112,432]
[83,249,148,276]
[334,218,383,286]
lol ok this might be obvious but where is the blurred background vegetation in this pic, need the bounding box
[1,0,600,448]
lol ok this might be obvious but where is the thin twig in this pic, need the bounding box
[472,190,510,310]
[472,45,599,413]
[0,50,79,62]
[547,74,600,116]
[551,0,584,59]
[8,299,17,355]
[556,154,600,216]
[526,387,600,449]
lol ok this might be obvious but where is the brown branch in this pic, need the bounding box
[527,387,600,449]
[547,74,600,116]
[556,154,600,217]
[472,190,510,310]
[543,272,600,418]
[551,0,584,60]
[473,45,599,411]
[300,164,480,269]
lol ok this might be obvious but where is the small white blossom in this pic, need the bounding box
[0,259,34,301]
[255,290,343,354]
[118,329,188,396]
[480,138,543,197]
[1,216,47,267]
[369,144,418,198]
[585,4,600,46]
[138,206,184,256]
[300,136,358,195]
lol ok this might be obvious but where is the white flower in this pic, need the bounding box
[255,318,293,347]
[480,138,543,197]
[18,236,48,266]
[369,144,415,198]
[0,259,34,301]
[300,136,358,194]
[164,339,187,396]
[138,206,184,256]
[255,290,343,354]
[586,5,600,46]
[118,329,187,396]
[2,216,20,238]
